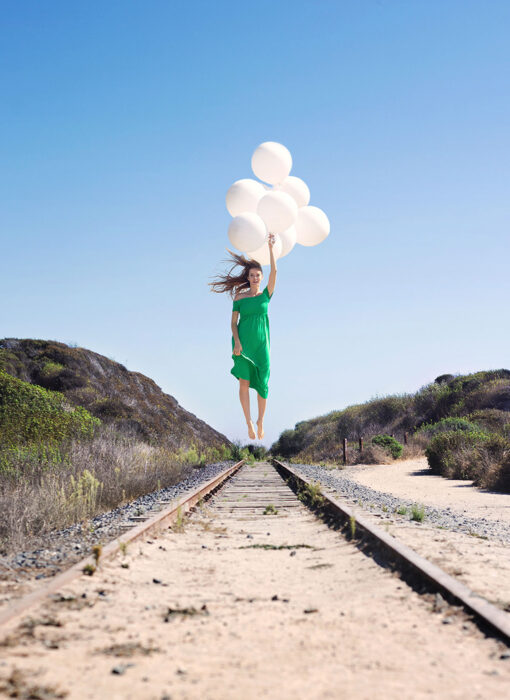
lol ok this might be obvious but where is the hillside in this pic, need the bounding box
[270,371,510,492]
[270,370,510,460]
[0,338,229,450]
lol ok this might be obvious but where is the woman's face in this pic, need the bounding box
[248,267,262,286]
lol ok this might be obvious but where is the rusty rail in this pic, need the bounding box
[0,459,245,628]
[272,457,510,644]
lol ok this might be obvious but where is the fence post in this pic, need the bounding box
[342,438,347,465]
[359,436,363,455]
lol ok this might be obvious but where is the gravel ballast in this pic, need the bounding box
[288,462,510,544]
[0,461,236,584]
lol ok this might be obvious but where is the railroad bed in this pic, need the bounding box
[0,461,509,699]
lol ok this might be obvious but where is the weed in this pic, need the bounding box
[173,506,185,532]
[119,541,128,556]
[263,504,278,515]
[164,604,208,622]
[349,515,356,539]
[83,563,96,576]
[97,641,160,657]
[298,481,324,508]
[410,504,425,522]
[239,543,313,550]
[396,506,408,516]
[468,530,488,539]
[92,543,102,565]
[382,504,389,512]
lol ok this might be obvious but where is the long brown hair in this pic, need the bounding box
[209,249,263,300]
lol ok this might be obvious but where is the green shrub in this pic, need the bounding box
[0,370,100,448]
[425,430,489,479]
[425,429,510,492]
[229,440,244,461]
[243,444,267,459]
[371,434,403,459]
[417,417,479,437]
[467,409,510,434]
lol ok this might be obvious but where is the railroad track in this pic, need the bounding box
[0,459,509,698]
[0,459,246,628]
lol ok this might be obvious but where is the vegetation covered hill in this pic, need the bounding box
[270,370,510,492]
[0,338,234,552]
[0,338,229,450]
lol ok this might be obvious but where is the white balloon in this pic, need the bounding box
[295,206,330,246]
[228,212,267,253]
[248,233,282,266]
[251,141,292,185]
[279,176,310,208]
[225,178,266,217]
[278,225,297,258]
[257,191,298,234]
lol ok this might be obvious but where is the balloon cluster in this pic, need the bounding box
[226,141,330,266]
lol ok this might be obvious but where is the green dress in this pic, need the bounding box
[231,285,273,398]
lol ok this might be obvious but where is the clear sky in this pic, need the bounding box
[1,1,509,449]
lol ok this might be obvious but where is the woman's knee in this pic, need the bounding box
[239,378,250,389]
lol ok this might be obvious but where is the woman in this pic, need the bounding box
[209,234,277,440]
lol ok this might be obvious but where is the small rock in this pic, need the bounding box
[153,578,162,585]
[304,608,318,614]
[433,593,447,613]
[290,551,297,557]
[271,594,279,601]
[112,664,134,675]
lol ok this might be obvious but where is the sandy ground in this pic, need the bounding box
[0,463,509,700]
[345,457,510,524]
[332,457,510,610]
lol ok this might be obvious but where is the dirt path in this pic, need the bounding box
[345,457,510,524]
[1,463,509,699]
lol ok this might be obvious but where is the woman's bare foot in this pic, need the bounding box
[247,420,256,440]
[256,419,264,439]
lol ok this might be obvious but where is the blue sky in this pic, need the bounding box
[1,1,509,448]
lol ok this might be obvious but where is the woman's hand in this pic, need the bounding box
[267,233,275,249]
[233,341,242,356]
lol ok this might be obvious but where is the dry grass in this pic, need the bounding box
[0,425,218,554]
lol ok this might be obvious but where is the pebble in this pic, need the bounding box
[289,463,510,544]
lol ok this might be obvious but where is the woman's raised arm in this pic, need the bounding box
[267,234,277,297]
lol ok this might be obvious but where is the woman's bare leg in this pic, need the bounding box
[256,393,267,439]
[239,379,256,439]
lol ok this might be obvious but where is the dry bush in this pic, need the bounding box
[350,443,392,465]
[0,425,217,554]
[400,441,426,459]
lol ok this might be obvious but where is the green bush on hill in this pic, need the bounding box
[425,429,510,491]
[417,417,479,437]
[0,370,100,448]
[269,369,510,492]
[371,434,403,459]
[425,430,489,479]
